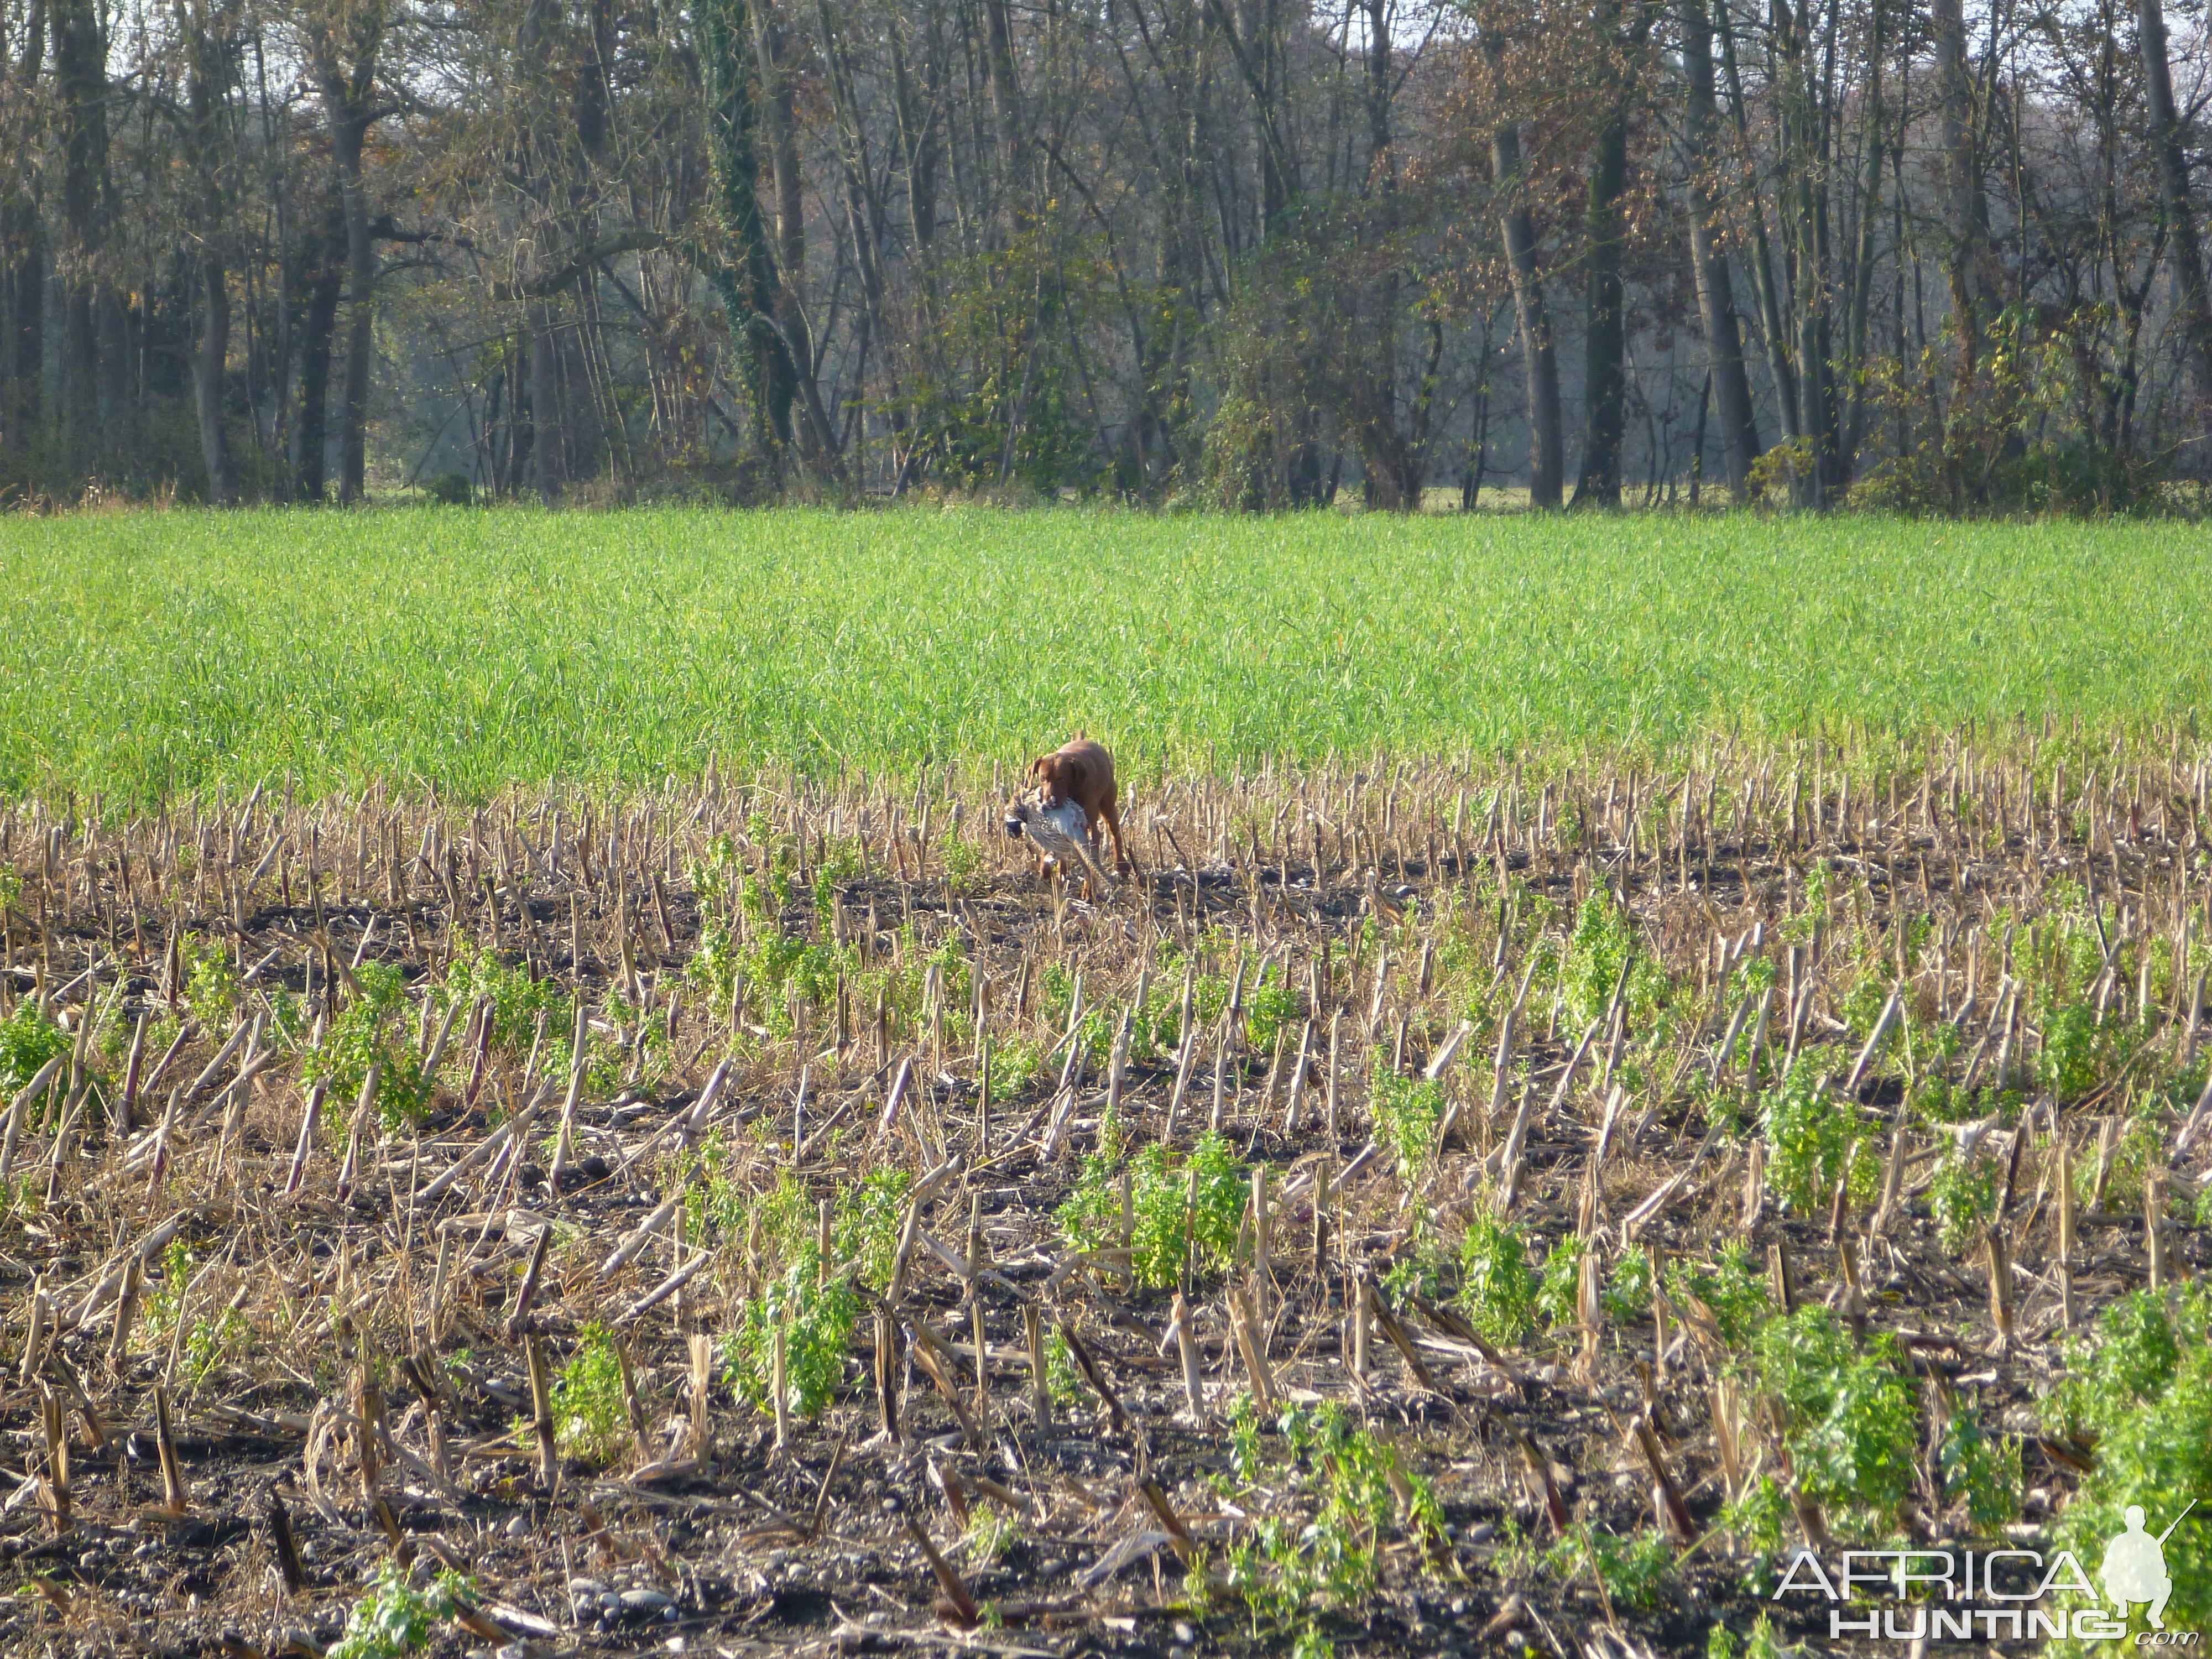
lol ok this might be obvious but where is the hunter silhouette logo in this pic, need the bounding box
[2104,1502,2194,1630]
[1771,1494,2204,1642]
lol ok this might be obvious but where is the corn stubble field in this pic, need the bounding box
[3,739,2212,1659]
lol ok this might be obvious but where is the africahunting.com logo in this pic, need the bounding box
[1774,1500,2198,1644]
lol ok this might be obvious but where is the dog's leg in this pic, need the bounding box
[1102,801,1131,875]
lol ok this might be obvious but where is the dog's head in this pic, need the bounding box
[1029,751,1073,807]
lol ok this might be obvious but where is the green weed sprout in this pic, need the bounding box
[1369,1058,1443,1177]
[1543,1521,1675,1610]
[1663,1240,1770,1345]
[1243,962,1300,1055]
[549,1323,629,1464]
[1936,1401,2018,1531]
[1457,1208,1535,1345]
[303,961,429,1131]
[836,1166,913,1291]
[724,1248,857,1421]
[437,937,569,1056]
[1223,1400,1443,1653]
[1754,1307,1917,1541]
[1058,1126,1246,1287]
[329,1560,473,1659]
[1758,1058,1876,1215]
[1044,1326,1089,1408]
[2042,1285,2212,1644]
[0,1002,71,1128]
[1929,1147,1997,1254]
[1602,1243,1653,1323]
[1536,1234,1584,1330]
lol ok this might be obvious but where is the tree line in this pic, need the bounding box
[0,0,2206,512]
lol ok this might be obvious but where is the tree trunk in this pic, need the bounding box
[1572,103,1631,507]
[333,120,375,503]
[290,198,343,500]
[1678,0,1760,497]
[981,0,1022,180]
[53,0,107,484]
[1713,0,1798,440]
[752,0,830,469]
[196,255,234,503]
[1839,0,1887,476]
[1,226,40,470]
[1931,0,1987,369]
[1491,111,1562,509]
[187,11,234,504]
[309,13,385,504]
[529,302,564,502]
[699,0,807,463]
[0,0,45,473]
[2140,0,2212,442]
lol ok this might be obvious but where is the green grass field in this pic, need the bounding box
[3,506,2205,803]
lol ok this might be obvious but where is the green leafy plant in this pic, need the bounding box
[1718,1473,1790,1576]
[963,1498,1019,1564]
[1536,1234,1585,1330]
[1759,1058,1876,1215]
[1710,1612,1802,1659]
[1457,1207,1535,1345]
[0,1001,70,1126]
[2075,1099,2166,1214]
[546,1323,628,1464]
[328,1560,473,1659]
[1562,891,1671,1031]
[145,1239,193,1338]
[1227,1390,1265,1482]
[1060,1126,1247,1288]
[181,1307,251,1388]
[987,1036,1042,1097]
[180,931,238,1027]
[836,1166,913,1291]
[1044,1326,1089,1407]
[1929,1146,1997,1254]
[941,833,982,894]
[438,937,568,1056]
[1563,891,1635,1028]
[1755,1307,1918,1541]
[2041,1284,2212,1642]
[303,961,429,1131]
[1543,1521,1676,1610]
[1370,1059,1443,1177]
[1603,1243,1652,1323]
[724,1248,857,1422]
[1380,1217,1449,1309]
[1665,1240,1770,1345]
[1223,1400,1443,1652]
[1936,1400,2018,1530]
[1243,963,1300,1055]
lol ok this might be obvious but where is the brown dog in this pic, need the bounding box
[1029,735,1130,877]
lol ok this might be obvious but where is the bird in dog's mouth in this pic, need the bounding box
[1003,795,1108,883]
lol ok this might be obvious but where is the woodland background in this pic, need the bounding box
[0,0,2208,512]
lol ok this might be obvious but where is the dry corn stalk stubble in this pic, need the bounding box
[0,736,2207,1654]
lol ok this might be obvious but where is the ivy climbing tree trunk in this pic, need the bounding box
[700,0,836,477]
[307,0,387,504]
